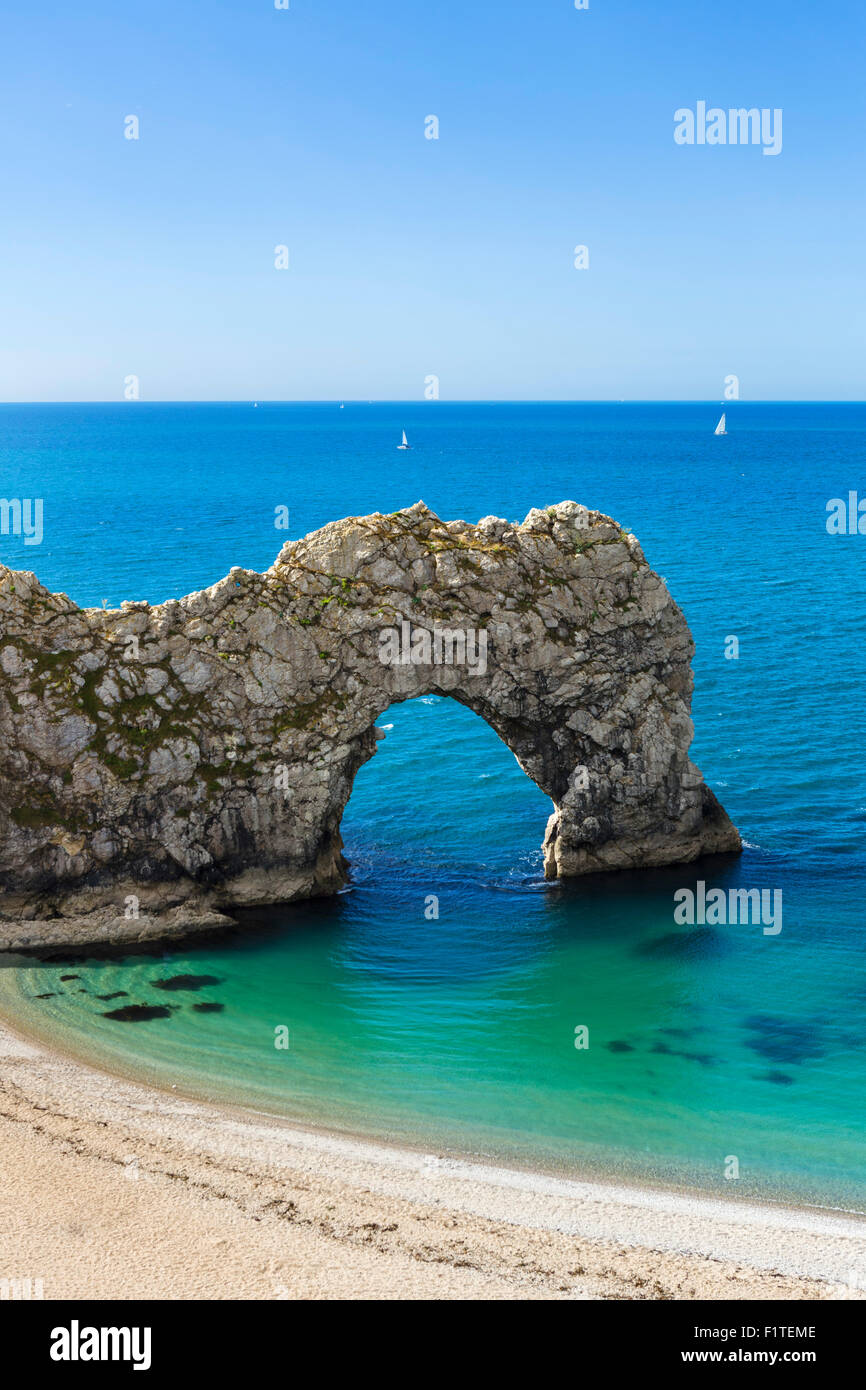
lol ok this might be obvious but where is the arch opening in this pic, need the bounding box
[340,695,553,884]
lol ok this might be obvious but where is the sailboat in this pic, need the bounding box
[714,413,727,435]
[397,429,411,450]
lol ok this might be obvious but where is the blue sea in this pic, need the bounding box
[1,402,864,1209]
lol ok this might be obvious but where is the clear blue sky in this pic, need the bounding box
[1,0,863,401]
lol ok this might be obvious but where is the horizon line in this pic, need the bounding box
[1,399,864,407]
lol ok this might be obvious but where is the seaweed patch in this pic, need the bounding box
[650,1040,715,1066]
[742,1014,824,1065]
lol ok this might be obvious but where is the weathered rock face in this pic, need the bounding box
[0,501,740,948]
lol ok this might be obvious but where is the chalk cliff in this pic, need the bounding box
[0,502,740,948]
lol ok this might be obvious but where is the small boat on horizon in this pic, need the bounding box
[397,429,411,450]
[714,413,727,435]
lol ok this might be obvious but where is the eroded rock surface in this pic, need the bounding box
[0,501,740,948]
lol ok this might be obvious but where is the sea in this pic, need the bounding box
[0,401,864,1209]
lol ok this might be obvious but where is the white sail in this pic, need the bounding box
[402,430,408,446]
[714,413,726,435]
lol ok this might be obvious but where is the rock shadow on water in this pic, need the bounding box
[151,974,223,992]
[192,1002,225,1013]
[97,991,129,1001]
[742,1014,825,1065]
[633,927,729,960]
[760,1070,796,1086]
[606,1040,634,1052]
[103,1004,175,1022]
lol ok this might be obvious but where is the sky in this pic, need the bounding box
[0,0,863,402]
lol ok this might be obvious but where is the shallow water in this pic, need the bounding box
[0,402,864,1207]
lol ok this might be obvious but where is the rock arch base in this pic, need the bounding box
[0,502,740,949]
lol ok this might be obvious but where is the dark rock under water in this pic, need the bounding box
[151,974,222,992]
[103,1004,174,1022]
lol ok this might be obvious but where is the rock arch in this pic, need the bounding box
[0,502,740,948]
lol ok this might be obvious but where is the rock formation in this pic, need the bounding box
[0,502,740,949]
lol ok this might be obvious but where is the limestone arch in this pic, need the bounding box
[0,502,740,948]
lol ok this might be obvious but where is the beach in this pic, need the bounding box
[1,1016,863,1302]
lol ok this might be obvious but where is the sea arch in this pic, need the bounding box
[0,502,740,948]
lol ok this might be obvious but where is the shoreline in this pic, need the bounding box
[1,1012,864,1300]
[2,982,863,1225]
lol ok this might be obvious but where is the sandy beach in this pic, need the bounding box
[0,1016,863,1301]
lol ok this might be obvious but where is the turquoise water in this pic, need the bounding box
[1,403,864,1207]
